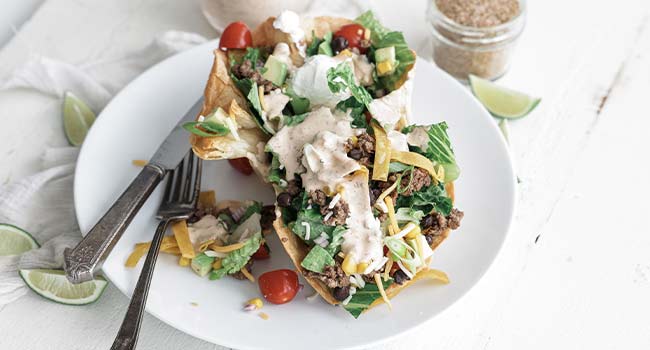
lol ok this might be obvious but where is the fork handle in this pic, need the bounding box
[111,219,170,350]
[63,164,165,284]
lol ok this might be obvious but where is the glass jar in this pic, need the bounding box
[426,0,526,83]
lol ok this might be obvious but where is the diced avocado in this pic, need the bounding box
[285,88,310,114]
[261,55,288,86]
[318,40,333,56]
[204,107,229,124]
[191,253,215,277]
[375,46,396,64]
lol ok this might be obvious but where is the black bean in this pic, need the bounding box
[424,234,434,245]
[422,214,434,228]
[331,36,348,55]
[277,192,292,207]
[333,286,350,301]
[348,148,363,160]
[393,269,410,285]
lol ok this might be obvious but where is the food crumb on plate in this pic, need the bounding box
[258,312,269,320]
[190,302,198,307]
[132,159,148,167]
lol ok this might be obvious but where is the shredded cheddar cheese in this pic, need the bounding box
[212,258,223,270]
[198,239,215,252]
[258,312,269,320]
[384,196,400,233]
[209,241,246,253]
[240,267,255,283]
[383,259,394,281]
[374,273,392,310]
[131,159,148,167]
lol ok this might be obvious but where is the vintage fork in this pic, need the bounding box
[111,151,202,350]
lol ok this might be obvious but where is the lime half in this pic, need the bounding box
[469,75,541,119]
[63,91,96,146]
[19,269,107,305]
[0,224,39,256]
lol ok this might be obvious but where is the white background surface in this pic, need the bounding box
[1,0,649,349]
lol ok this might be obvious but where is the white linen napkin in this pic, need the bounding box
[0,31,208,306]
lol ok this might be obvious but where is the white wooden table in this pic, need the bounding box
[1,0,649,349]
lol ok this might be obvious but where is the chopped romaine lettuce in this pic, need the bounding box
[342,279,393,318]
[336,97,368,129]
[284,112,308,126]
[396,182,452,216]
[210,232,262,280]
[395,207,425,224]
[388,161,410,173]
[267,152,284,185]
[406,122,459,182]
[301,245,335,273]
[306,31,333,57]
[327,62,373,108]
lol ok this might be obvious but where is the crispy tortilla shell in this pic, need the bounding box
[274,182,456,306]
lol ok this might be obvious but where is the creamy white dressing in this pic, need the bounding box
[351,53,374,86]
[187,215,228,251]
[290,55,351,108]
[301,131,360,192]
[273,10,304,43]
[341,174,384,264]
[406,126,430,151]
[368,78,413,129]
[387,130,409,152]
[267,107,357,180]
[263,89,290,121]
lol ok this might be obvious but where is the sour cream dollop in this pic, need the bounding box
[291,55,351,109]
[273,10,304,43]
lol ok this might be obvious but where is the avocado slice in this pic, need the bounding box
[261,55,288,86]
[317,40,333,56]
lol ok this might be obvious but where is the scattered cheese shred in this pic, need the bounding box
[240,267,255,283]
[172,220,196,259]
[375,181,398,211]
[390,150,443,182]
[198,239,215,252]
[384,196,400,233]
[383,259,394,281]
[178,257,190,267]
[371,121,391,181]
[198,190,217,210]
[212,258,223,270]
[209,241,246,253]
[259,86,268,111]
[374,273,392,310]
[258,312,269,320]
[131,159,148,167]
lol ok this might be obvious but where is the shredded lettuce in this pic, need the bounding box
[395,207,425,224]
[267,152,284,185]
[342,279,393,318]
[406,123,459,182]
[327,62,373,108]
[336,97,368,129]
[301,245,335,273]
[396,182,452,216]
[284,112,308,126]
[306,31,333,57]
[209,232,262,280]
[355,11,415,91]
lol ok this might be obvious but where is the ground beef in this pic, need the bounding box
[346,132,375,166]
[374,174,399,203]
[305,263,350,289]
[231,59,274,93]
[309,190,349,226]
[399,168,432,196]
[422,209,464,241]
[285,179,302,196]
[260,205,276,231]
[231,260,254,280]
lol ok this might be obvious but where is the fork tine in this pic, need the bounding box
[182,153,194,202]
[170,157,185,202]
[188,153,202,204]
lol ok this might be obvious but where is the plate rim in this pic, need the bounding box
[74,40,516,350]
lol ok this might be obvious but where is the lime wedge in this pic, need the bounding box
[0,224,39,256]
[63,91,96,146]
[469,75,541,119]
[19,269,107,305]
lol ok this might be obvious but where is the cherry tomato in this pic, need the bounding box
[334,24,369,54]
[228,158,253,175]
[252,243,270,260]
[219,21,253,50]
[258,269,299,304]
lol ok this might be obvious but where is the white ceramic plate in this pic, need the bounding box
[75,40,515,350]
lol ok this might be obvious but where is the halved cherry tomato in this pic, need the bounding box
[252,243,270,260]
[219,21,253,50]
[334,24,369,54]
[228,158,253,175]
[258,269,299,304]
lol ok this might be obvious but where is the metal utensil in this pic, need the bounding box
[111,151,202,350]
[63,97,204,284]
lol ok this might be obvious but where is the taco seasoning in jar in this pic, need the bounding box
[427,0,526,83]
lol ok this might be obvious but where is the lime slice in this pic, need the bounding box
[19,269,107,305]
[63,91,96,146]
[0,224,39,256]
[469,75,541,119]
